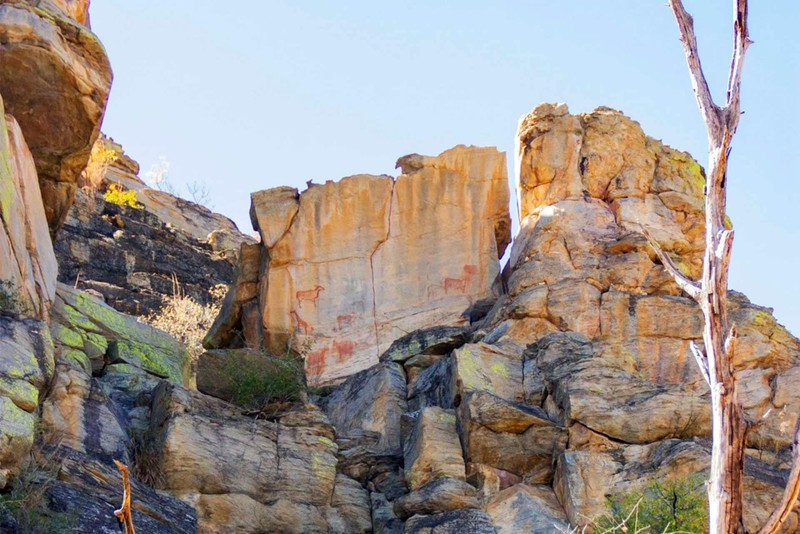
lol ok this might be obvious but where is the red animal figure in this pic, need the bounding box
[332,340,357,363]
[463,264,478,277]
[336,312,357,331]
[296,285,325,309]
[444,277,466,294]
[306,347,328,378]
[289,309,313,334]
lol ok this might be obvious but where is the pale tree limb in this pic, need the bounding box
[757,416,800,534]
[113,460,136,534]
[689,341,711,386]
[668,0,723,135]
[725,0,752,123]
[640,225,701,300]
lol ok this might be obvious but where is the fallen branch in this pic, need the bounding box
[113,460,136,534]
[640,225,701,300]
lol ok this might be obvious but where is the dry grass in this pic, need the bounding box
[145,276,226,365]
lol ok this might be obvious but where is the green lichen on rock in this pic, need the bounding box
[0,378,39,413]
[50,323,84,349]
[108,340,188,386]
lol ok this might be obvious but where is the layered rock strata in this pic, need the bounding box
[55,137,253,317]
[0,0,112,234]
[209,145,511,385]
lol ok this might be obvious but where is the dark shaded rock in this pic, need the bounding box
[407,357,454,412]
[404,509,496,534]
[393,478,479,520]
[381,326,469,364]
[55,189,236,318]
[461,297,497,325]
[41,446,196,534]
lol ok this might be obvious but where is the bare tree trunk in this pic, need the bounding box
[657,1,800,532]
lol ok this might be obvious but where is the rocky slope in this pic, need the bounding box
[55,137,254,317]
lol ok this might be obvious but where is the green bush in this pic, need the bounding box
[226,355,305,413]
[597,474,708,533]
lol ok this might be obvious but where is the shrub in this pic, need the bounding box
[596,474,708,533]
[103,183,143,209]
[128,428,163,488]
[145,280,226,365]
[226,355,305,414]
[80,139,118,190]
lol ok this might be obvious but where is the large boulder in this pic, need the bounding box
[147,382,342,533]
[0,100,57,320]
[0,1,112,234]
[228,145,510,384]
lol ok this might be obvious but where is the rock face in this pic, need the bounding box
[0,0,112,234]
[215,145,510,385]
[54,138,253,317]
[0,98,56,488]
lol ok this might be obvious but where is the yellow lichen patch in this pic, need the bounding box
[490,362,509,378]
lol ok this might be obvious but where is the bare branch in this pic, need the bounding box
[725,0,751,130]
[757,415,800,534]
[690,341,711,386]
[113,460,136,534]
[640,226,701,300]
[668,0,723,135]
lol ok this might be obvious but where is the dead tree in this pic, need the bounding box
[113,460,136,534]
[645,1,800,532]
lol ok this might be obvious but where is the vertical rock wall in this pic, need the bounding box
[222,145,511,384]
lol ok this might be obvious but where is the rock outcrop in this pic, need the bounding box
[55,137,253,317]
[0,97,56,488]
[0,0,112,234]
[209,145,511,385]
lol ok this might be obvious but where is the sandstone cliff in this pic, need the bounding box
[207,145,511,385]
[0,0,112,235]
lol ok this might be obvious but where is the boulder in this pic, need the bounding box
[0,103,57,320]
[325,474,373,534]
[243,145,509,384]
[486,484,570,534]
[325,362,407,458]
[0,316,54,488]
[393,477,479,519]
[402,407,466,490]
[0,1,112,234]
[381,325,469,364]
[458,391,567,482]
[451,342,523,404]
[404,509,496,534]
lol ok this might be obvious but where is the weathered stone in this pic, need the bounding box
[0,2,112,234]
[0,316,54,487]
[149,382,339,533]
[530,332,710,443]
[381,326,469,364]
[403,407,465,490]
[371,491,404,534]
[486,484,570,534]
[0,105,57,320]
[407,357,453,412]
[325,362,407,457]
[244,146,509,384]
[466,463,522,505]
[193,494,328,534]
[404,509,496,534]
[51,283,191,386]
[325,474,372,534]
[451,342,523,404]
[458,391,567,482]
[40,446,196,533]
[56,188,239,318]
[393,477,479,519]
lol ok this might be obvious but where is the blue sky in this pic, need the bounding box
[90,1,799,334]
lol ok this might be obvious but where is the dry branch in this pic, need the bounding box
[640,226,701,299]
[113,460,136,534]
[757,416,800,533]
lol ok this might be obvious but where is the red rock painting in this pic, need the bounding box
[335,312,357,331]
[444,277,466,294]
[289,309,313,334]
[296,285,325,309]
[332,340,357,362]
[306,347,328,378]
